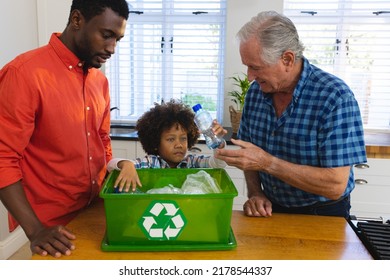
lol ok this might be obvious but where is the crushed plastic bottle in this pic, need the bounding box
[192,104,223,149]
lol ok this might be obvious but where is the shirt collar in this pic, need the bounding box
[177,159,189,168]
[155,156,171,168]
[49,33,85,73]
[157,155,189,168]
[292,57,312,102]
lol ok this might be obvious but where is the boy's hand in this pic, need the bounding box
[114,160,142,192]
[212,120,227,138]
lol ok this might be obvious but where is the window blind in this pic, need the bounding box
[106,0,227,124]
[284,0,390,131]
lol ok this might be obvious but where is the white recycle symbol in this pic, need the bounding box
[141,202,186,240]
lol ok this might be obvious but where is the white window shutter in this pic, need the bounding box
[284,0,390,130]
[106,0,227,124]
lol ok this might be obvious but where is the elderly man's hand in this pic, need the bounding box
[243,195,273,217]
[215,138,272,171]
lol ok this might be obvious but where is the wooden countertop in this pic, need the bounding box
[32,199,372,260]
[364,132,390,158]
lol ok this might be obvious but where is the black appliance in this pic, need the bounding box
[348,215,390,260]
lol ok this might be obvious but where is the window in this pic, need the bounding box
[106,0,227,124]
[284,0,390,131]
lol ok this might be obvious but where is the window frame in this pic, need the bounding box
[284,0,390,132]
[106,0,227,125]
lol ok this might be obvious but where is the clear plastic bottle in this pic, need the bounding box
[192,104,223,149]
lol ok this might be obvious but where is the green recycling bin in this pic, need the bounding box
[99,168,238,251]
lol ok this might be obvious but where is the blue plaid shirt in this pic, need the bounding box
[238,57,367,207]
[132,154,225,169]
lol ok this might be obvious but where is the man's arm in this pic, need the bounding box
[215,138,350,200]
[0,181,76,258]
[266,156,351,200]
[243,170,272,217]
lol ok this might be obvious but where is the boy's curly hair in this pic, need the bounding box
[135,99,200,155]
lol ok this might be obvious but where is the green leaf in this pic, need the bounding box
[227,73,251,111]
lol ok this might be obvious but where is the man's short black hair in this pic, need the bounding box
[70,0,130,22]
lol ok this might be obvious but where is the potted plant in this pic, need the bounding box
[227,73,251,134]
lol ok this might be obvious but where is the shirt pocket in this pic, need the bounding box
[277,131,319,165]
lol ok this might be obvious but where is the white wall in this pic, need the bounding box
[36,0,72,46]
[223,0,283,124]
[0,0,38,67]
[0,0,283,124]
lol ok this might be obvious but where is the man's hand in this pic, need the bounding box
[243,195,273,217]
[30,225,76,258]
[215,138,272,171]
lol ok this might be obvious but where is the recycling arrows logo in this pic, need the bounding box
[139,200,187,240]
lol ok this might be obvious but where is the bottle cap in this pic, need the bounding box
[192,104,202,113]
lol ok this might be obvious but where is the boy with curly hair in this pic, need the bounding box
[107,99,227,192]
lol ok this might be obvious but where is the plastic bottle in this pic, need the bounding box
[192,104,223,149]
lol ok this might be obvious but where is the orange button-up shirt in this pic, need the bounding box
[0,33,112,231]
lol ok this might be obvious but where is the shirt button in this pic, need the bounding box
[68,65,73,70]
[86,106,90,111]
[78,62,83,67]
[92,180,96,184]
[89,156,93,160]
[87,132,91,136]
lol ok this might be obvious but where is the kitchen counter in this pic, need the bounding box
[31,199,372,260]
[364,131,390,146]
[364,131,390,158]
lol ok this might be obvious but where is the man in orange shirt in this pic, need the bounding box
[0,0,129,258]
